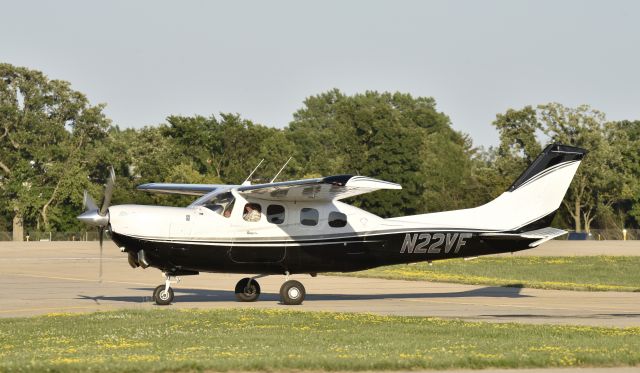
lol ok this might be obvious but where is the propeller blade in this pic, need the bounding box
[83,190,99,212]
[78,168,115,283]
[100,166,116,216]
[99,227,104,283]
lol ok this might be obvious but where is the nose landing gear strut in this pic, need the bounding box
[153,273,180,305]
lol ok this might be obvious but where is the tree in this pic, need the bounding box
[162,114,297,185]
[422,132,492,211]
[0,63,111,240]
[287,89,475,217]
[609,120,640,228]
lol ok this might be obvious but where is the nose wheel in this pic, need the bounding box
[153,274,179,305]
[153,285,174,305]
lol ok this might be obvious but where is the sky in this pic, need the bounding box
[1,0,639,147]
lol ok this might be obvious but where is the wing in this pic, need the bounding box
[137,183,235,196]
[236,174,401,202]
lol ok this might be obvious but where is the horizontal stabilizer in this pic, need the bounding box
[480,227,566,247]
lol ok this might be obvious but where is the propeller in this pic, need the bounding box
[78,166,116,282]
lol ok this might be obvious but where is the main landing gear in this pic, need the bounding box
[234,277,261,302]
[279,279,305,305]
[152,272,307,305]
[234,272,306,305]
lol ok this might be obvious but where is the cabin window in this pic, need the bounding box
[267,205,286,224]
[328,211,347,228]
[300,208,319,226]
[243,203,262,222]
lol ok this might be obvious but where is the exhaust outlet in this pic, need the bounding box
[127,253,139,268]
[137,250,150,268]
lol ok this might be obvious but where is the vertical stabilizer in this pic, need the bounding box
[387,144,587,232]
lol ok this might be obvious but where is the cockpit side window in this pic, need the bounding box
[204,192,235,218]
[222,199,235,218]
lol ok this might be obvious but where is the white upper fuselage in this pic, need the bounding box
[109,191,397,244]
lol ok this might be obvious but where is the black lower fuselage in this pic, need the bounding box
[111,230,535,276]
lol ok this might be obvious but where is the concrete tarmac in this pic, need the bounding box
[1,242,639,327]
[501,240,640,256]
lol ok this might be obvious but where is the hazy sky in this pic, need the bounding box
[1,0,638,147]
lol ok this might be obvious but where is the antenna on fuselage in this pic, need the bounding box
[270,156,293,183]
[242,159,264,186]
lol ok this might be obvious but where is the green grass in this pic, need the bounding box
[336,256,640,292]
[1,309,640,371]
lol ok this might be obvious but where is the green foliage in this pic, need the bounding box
[287,89,477,217]
[422,132,491,211]
[0,63,111,234]
[162,114,298,184]
[610,120,640,228]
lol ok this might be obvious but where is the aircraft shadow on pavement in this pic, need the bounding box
[77,285,530,304]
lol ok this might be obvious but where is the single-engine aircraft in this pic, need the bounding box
[78,143,586,305]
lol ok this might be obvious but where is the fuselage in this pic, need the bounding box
[108,190,535,276]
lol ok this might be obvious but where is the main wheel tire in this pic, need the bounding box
[235,278,261,302]
[279,280,305,305]
[153,285,174,305]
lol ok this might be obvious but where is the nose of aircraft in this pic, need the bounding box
[77,209,109,227]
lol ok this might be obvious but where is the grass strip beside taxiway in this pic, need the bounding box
[1,309,640,371]
[335,256,640,292]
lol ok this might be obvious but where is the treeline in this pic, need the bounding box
[1,63,639,240]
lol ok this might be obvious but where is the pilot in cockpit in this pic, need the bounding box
[204,192,235,218]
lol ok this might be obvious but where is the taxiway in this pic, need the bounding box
[1,242,638,327]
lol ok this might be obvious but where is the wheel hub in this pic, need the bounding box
[159,290,170,301]
[288,287,300,299]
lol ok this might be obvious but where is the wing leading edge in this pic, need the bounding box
[137,183,234,196]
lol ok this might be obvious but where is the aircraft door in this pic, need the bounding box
[229,201,286,264]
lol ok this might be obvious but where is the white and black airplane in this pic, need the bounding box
[78,144,586,305]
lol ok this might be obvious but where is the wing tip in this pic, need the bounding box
[344,176,402,190]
